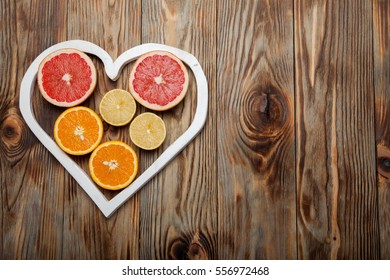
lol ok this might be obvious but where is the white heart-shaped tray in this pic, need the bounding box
[19,40,208,218]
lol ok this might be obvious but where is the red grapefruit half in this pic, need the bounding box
[129,51,189,111]
[37,48,97,107]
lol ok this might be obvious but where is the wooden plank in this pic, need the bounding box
[373,0,390,260]
[3,0,386,260]
[217,0,296,259]
[62,0,142,259]
[1,0,68,259]
[0,0,142,259]
[295,0,380,259]
[140,0,217,259]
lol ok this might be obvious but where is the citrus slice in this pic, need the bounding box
[99,89,136,126]
[129,51,189,111]
[38,48,97,107]
[54,106,103,155]
[129,112,166,150]
[89,141,138,190]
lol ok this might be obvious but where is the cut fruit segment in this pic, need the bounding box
[89,141,138,190]
[99,89,136,126]
[129,50,189,111]
[129,112,166,150]
[54,106,103,155]
[38,48,97,107]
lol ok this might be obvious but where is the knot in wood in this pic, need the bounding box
[242,86,287,138]
[0,110,30,164]
[168,233,208,260]
[169,240,188,260]
[1,114,23,147]
[238,85,292,173]
[379,157,390,173]
[187,242,208,260]
[377,145,390,179]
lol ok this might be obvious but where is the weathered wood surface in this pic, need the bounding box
[295,0,380,259]
[139,0,217,260]
[0,0,388,259]
[217,0,296,259]
[374,0,390,260]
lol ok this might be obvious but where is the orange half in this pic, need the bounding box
[54,106,103,155]
[89,141,138,190]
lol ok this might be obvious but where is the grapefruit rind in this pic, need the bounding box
[37,48,97,107]
[128,50,189,111]
[88,141,139,191]
[53,106,103,156]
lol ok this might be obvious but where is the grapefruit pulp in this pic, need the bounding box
[129,51,189,111]
[38,48,97,107]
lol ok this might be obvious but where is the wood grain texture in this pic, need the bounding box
[217,0,296,259]
[295,0,380,259]
[1,0,389,260]
[139,0,217,260]
[373,0,390,260]
[62,0,142,259]
[1,0,68,259]
[1,0,142,259]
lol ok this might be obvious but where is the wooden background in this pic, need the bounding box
[0,0,389,259]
